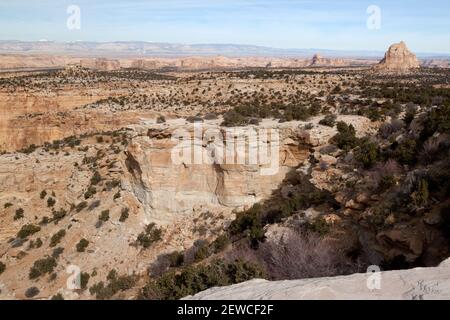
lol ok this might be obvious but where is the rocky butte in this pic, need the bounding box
[374,41,420,72]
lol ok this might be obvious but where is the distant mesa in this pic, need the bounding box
[309,53,345,67]
[80,58,120,71]
[374,41,420,72]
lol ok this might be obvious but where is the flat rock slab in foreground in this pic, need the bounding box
[184,259,450,300]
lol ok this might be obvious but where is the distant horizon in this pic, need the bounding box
[0,40,449,58]
[0,1,449,53]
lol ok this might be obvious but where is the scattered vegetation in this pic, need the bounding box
[119,208,129,222]
[99,210,110,222]
[140,259,264,300]
[49,229,66,247]
[76,239,90,252]
[47,197,56,208]
[14,208,24,220]
[89,270,137,300]
[319,114,337,127]
[17,224,41,239]
[25,287,40,298]
[137,223,163,249]
[29,256,57,279]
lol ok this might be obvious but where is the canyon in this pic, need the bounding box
[0,42,449,300]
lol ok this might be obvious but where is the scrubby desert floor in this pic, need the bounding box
[0,62,449,299]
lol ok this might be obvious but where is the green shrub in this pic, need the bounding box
[308,216,330,236]
[203,113,218,120]
[52,209,67,224]
[76,238,89,252]
[51,247,64,259]
[393,138,417,165]
[283,105,311,121]
[47,197,56,208]
[186,116,204,123]
[84,186,96,199]
[119,208,129,222]
[378,175,396,192]
[40,190,47,199]
[80,272,90,290]
[365,107,385,122]
[332,121,359,151]
[51,293,64,300]
[319,114,337,127]
[156,115,166,123]
[105,179,121,190]
[29,256,57,279]
[49,229,66,247]
[404,107,417,126]
[355,138,380,168]
[25,287,40,298]
[90,171,102,186]
[14,208,24,220]
[0,261,5,275]
[168,251,184,268]
[4,202,12,209]
[212,234,230,253]
[332,85,342,93]
[99,210,110,222]
[17,224,41,239]
[75,201,88,213]
[137,223,163,248]
[89,272,136,300]
[35,238,43,248]
[420,105,450,140]
[411,179,429,207]
[194,242,212,262]
[140,259,264,300]
[229,204,265,247]
[222,110,248,127]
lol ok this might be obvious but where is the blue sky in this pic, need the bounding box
[0,0,449,53]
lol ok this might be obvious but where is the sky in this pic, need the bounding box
[0,0,449,53]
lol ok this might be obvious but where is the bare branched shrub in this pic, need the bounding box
[420,134,449,164]
[369,159,402,190]
[255,229,364,280]
[297,130,311,144]
[378,119,404,139]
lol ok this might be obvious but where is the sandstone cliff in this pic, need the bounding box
[310,54,346,67]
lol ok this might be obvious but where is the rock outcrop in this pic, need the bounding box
[124,123,310,223]
[374,41,420,72]
[122,116,376,224]
[185,258,450,300]
[80,58,121,71]
[309,54,346,67]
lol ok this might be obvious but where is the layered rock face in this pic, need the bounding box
[310,54,346,67]
[374,41,420,72]
[185,258,450,300]
[80,58,121,71]
[124,123,310,223]
[0,91,145,152]
[122,115,376,224]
